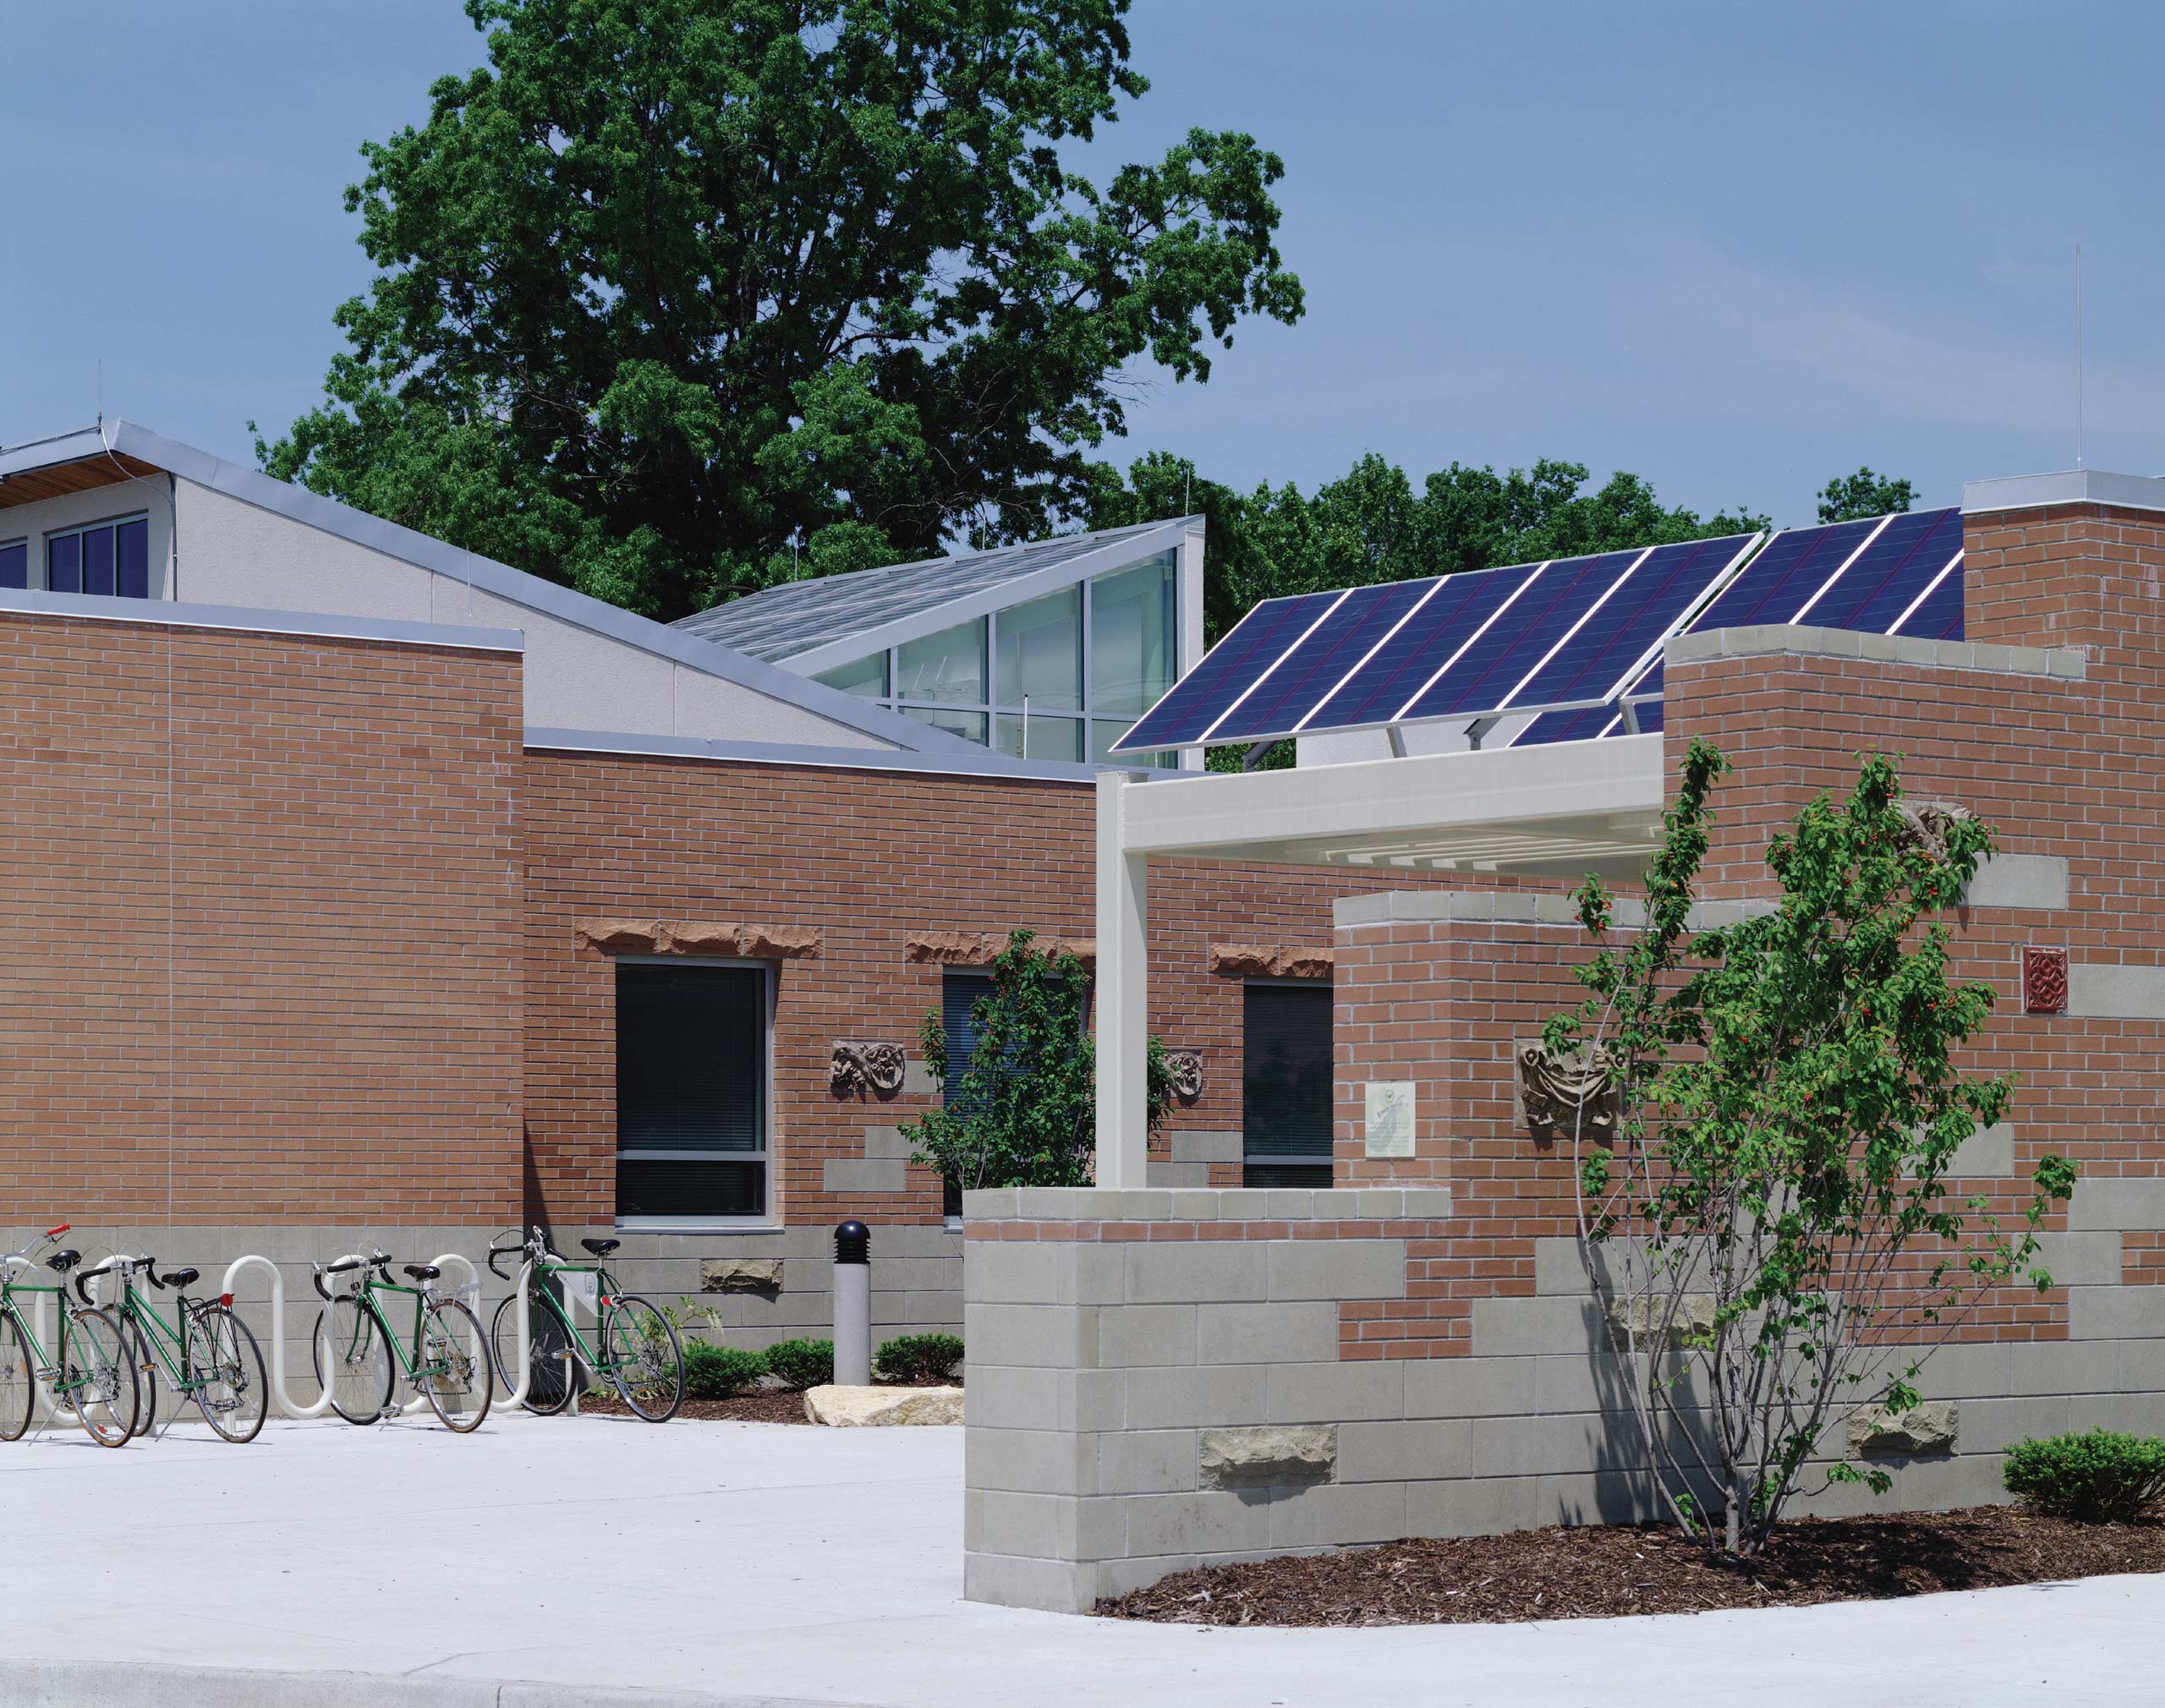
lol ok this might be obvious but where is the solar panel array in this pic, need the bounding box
[1110,506,1965,756]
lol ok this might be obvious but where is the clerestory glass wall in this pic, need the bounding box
[814,549,1179,764]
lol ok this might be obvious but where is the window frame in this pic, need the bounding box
[612,953,780,1231]
[1240,974,1336,1190]
[43,511,151,599]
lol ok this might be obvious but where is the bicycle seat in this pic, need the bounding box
[403,1263,441,1283]
[160,1267,199,1289]
[46,1249,80,1273]
[579,1238,620,1256]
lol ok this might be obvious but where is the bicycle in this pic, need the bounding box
[0,1226,140,1448]
[310,1250,491,1432]
[487,1228,683,1423]
[109,1255,268,1443]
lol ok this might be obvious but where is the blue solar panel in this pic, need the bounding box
[1397,550,1641,722]
[1806,509,1965,634]
[1205,578,1436,743]
[1688,517,1878,632]
[1301,560,1546,731]
[1111,590,1340,752]
[1891,555,1965,639]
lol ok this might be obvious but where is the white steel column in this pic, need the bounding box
[1094,770,1150,1187]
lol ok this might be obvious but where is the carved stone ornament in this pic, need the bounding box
[2022,946,2069,1016]
[830,1041,907,1097]
[1165,1049,1203,1102]
[1517,1042,1620,1142]
[1893,800,1974,866]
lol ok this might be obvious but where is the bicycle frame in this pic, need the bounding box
[2,1262,112,1426]
[115,1278,214,1399]
[343,1272,441,1384]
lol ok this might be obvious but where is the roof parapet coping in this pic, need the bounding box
[0,586,523,653]
[1665,622,2083,682]
[1332,890,1777,930]
[1963,468,2165,517]
[524,724,1110,785]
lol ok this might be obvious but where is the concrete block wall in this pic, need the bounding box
[962,1189,2165,1613]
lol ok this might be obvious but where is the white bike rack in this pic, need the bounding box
[217,1248,513,1421]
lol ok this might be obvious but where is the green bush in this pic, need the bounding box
[875,1333,964,1385]
[681,1340,765,1400]
[2003,1429,2165,1522]
[761,1338,834,1392]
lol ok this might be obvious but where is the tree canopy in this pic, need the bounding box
[1817,465,1917,524]
[1088,451,1773,644]
[258,0,1302,620]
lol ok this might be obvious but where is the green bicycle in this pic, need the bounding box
[487,1227,683,1422]
[310,1250,491,1432]
[106,1254,268,1443]
[0,1225,140,1447]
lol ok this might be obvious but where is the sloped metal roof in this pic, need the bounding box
[672,520,1185,665]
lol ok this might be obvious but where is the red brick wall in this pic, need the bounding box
[518,751,1516,1229]
[0,610,525,1225]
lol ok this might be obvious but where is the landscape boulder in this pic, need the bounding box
[804,1384,963,1426]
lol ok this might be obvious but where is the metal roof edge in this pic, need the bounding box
[523,725,1113,785]
[95,421,978,758]
[1963,469,2165,517]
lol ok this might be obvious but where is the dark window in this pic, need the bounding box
[615,962,767,1220]
[0,543,24,589]
[44,517,148,599]
[938,971,991,1217]
[1242,983,1334,1188]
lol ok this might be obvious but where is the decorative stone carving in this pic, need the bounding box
[700,1258,783,1293]
[1165,1049,1203,1102]
[1517,1041,1620,1141]
[576,920,821,959]
[905,932,1094,967]
[1198,1425,1337,1489]
[574,918,660,954]
[831,1041,907,1098]
[2023,946,2069,1015]
[1893,800,1974,865]
[1605,1291,1716,1350]
[1847,1400,1959,1457]
[1207,944,1335,979]
[804,1383,963,1426]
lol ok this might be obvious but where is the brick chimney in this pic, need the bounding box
[1962,470,2165,674]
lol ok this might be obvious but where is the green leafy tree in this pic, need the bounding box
[1817,466,1916,523]
[907,929,1171,1189]
[1088,452,1770,646]
[1545,741,2075,1556]
[258,0,1303,620]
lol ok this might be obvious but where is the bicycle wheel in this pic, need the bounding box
[0,1309,36,1442]
[313,1297,391,1425]
[189,1305,267,1444]
[123,1315,158,1439]
[417,1298,491,1433]
[63,1307,139,1448]
[491,1289,572,1416]
[599,1295,682,1423]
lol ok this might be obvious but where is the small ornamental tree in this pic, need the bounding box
[907,929,1172,1190]
[1545,740,2076,1556]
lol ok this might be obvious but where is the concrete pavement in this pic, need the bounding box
[3,1410,2160,1706]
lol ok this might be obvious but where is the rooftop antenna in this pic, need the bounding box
[2075,241,2084,468]
[96,359,103,432]
[1185,463,1192,517]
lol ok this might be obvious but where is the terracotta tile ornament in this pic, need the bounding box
[2022,946,2069,1015]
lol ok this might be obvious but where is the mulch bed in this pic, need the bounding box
[1099,1505,2165,1627]
[567,1376,958,1426]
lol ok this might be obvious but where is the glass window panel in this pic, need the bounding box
[47,533,80,594]
[900,704,988,745]
[0,543,25,590]
[82,526,116,597]
[994,585,1081,710]
[995,713,1082,764]
[615,1158,765,1218]
[115,518,150,599]
[814,652,889,698]
[896,617,985,704]
[1090,551,1176,716]
[1242,983,1334,1184]
[617,964,765,1153]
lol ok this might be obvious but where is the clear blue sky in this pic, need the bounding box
[3,1,2156,526]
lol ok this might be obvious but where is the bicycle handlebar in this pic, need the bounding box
[73,1258,123,1305]
[45,1224,69,1239]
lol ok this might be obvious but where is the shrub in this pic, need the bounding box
[681,1340,765,1400]
[876,1333,964,1385]
[2003,1430,2165,1522]
[761,1338,834,1391]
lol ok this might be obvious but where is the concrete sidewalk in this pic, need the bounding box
[3,1411,2159,1707]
